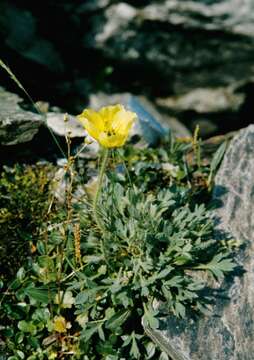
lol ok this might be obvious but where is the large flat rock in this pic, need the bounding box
[0,87,43,145]
[147,125,254,360]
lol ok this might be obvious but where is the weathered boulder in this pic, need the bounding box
[1,0,254,136]
[156,87,245,115]
[156,86,245,137]
[0,87,43,145]
[86,0,254,136]
[146,125,254,360]
[91,1,254,92]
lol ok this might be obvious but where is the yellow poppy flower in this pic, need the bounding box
[53,315,71,333]
[77,104,136,148]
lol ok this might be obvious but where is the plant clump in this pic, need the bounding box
[0,134,235,360]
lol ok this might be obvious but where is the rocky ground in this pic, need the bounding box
[1,1,254,359]
[1,0,254,139]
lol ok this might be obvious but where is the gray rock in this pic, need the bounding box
[0,87,43,145]
[46,112,86,138]
[141,1,254,37]
[146,125,254,360]
[1,0,254,135]
[156,86,246,138]
[127,96,168,144]
[90,1,254,93]
[84,0,254,135]
[156,87,245,114]
[46,112,101,159]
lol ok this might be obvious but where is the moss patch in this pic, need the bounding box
[0,164,55,280]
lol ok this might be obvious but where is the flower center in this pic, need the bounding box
[106,129,116,137]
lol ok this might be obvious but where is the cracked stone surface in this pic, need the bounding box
[147,125,254,360]
[0,87,43,145]
[91,1,254,94]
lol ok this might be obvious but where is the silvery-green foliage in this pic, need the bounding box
[76,180,235,359]
[0,136,235,360]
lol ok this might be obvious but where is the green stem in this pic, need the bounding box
[93,148,109,231]
[93,148,110,265]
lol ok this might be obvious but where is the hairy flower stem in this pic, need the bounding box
[93,148,109,261]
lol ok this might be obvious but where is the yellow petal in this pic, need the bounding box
[111,109,136,135]
[98,132,126,148]
[98,104,123,125]
[77,105,137,148]
[78,109,104,131]
[78,117,100,141]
